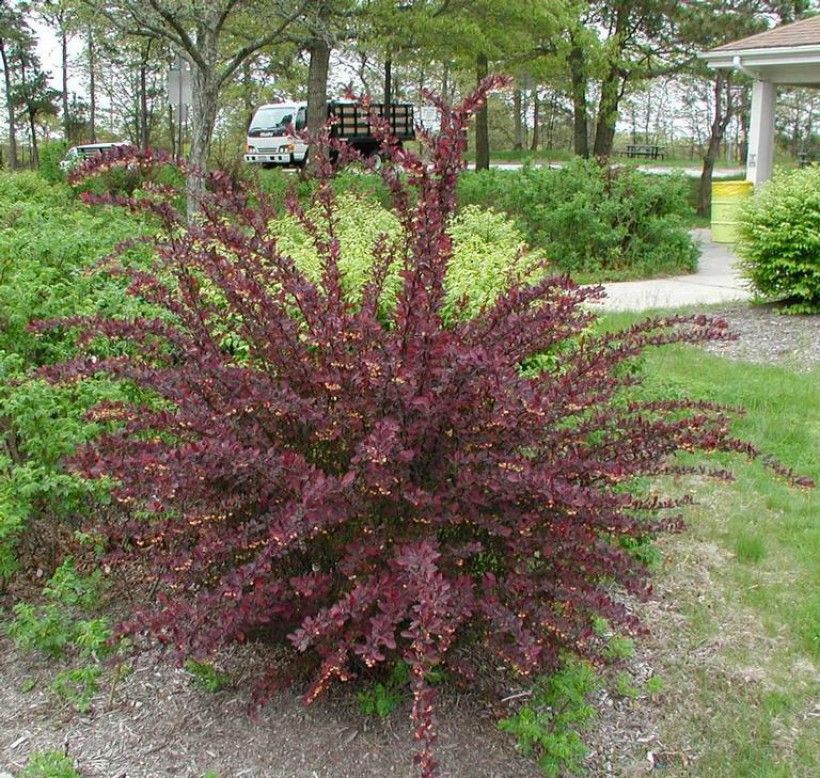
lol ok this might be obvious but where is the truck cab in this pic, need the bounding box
[244,102,308,167]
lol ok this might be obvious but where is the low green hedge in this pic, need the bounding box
[457,159,698,279]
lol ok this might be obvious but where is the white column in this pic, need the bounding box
[746,80,775,187]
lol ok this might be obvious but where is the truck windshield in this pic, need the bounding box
[250,107,296,130]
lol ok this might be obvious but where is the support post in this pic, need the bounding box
[745,79,775,187]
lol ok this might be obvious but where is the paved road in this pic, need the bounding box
[589,228,752,312]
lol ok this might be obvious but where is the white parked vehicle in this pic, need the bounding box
[59,141,131,171]
[244,100,415,168]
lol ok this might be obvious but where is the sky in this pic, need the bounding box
[33,18,88,96]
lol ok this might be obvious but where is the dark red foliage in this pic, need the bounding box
[39,79,790,776]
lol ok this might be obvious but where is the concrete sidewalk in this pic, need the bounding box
[590,228,752,312]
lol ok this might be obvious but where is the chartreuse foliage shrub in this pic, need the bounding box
[0,171,151,580]
[737,165,820,314]
[271,195,543,321]
[45,82,794,778]
[457,160,698,278]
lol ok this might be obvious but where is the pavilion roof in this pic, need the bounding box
[707,15,820,54]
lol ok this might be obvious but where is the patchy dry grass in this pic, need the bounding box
[591,338,819,777]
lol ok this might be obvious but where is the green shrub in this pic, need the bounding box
[7,558,110,658]
[38,140,69,184]
[258,167,391,210]
[457,159,698,279]
[20,751,81,778]
[737,165,820,314]
[0,170,73,207]
[0,172,150,578]
[7,558,114,712]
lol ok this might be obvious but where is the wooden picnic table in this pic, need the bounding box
[625,144,666,160]
[797,151,816,167]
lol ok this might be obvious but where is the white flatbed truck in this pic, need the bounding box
[244,101,415,168]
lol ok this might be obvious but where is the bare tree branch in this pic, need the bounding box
[217,0,312,87]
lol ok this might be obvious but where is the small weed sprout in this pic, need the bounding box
[499,658,600,777]
[20,750,81,778]
[645,675,665,697]
[52,666,102,712]
[357,661,411,717]
[613,671,640,700]
[185,659,229,693]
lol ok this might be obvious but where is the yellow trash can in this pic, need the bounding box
[711,180,754,243]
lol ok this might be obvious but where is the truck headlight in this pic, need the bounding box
[246,145,256,153]
[279,144,294,153]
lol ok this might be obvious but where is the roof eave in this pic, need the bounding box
[699,44,820,67]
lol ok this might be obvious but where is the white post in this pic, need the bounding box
[746,80,775,187]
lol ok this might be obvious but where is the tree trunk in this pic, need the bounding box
[530,89,539,152]
[568,43,589,157]
[643,92,651,144]
[139,59,149,149]
[28,109,38,168]
[513,88,523,150]
[545,92,557,150]
[88,27,96,142]
[697,72,733,218]
[242,59,255,129]
[305,37,331,175]
[61,27,69,141]
[384,56,392,105]
[475,53,490,170]
[187,64,219,217]
[0,40,18,170]
[592,68,622,158]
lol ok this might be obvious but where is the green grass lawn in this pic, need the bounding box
[623,336,819,777]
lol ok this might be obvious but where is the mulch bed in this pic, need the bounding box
[0,637,541,778]
[699,304,819,370]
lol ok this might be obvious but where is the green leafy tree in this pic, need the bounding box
[1,6,60,167]
[0,0,26,168]
[363,0,566,169]
[682,0,810,215]
[88,0,311,212]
